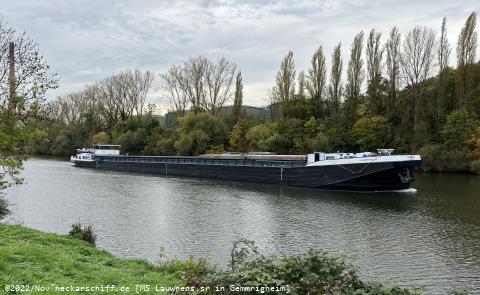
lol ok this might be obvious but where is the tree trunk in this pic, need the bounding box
[8,42,16,114]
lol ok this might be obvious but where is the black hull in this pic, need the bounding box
[72,160,96,168]
[85,157,420,192]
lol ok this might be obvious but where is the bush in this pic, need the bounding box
[0,194,10,220]
[470,159,480,174]
[229,116,250,153]
[442,109,477,149]
[145,134,176,156]
[185,240,421,294]
[114,129,148,154]
[353,116,391,151]
[68,223,96,246]
[246,123,275,152]
[418,144,470,172]
[174,112,227,156]
[418,144,443,172]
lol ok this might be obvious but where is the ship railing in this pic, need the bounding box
[96,155,305,168]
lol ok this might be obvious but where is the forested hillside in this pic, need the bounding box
[32,13,480,173]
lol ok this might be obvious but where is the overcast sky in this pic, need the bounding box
[1,0,479,108]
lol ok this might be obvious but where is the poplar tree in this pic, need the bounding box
[307,46,327,119]
[328,43,343,116]
[297,70,306,98]
[232,71,243,123]
[345,31,365,124]
[273,51,296,103]
[400,26,436,148]
[385,27,401,121]
[366,29,384,116]
[437,17,451,129]
[457,12,478,106]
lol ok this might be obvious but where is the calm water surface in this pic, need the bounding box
[5,158,480,293]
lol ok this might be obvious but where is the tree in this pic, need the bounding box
[161,65,189,115]
[51,70,153,129]
[0,16,58,114]
[91,131,110,144]
[353,116,391,151]
[400,25,436,148]
[1,16,57,218]
[273,51,296,103]
[229,115,249,153]
[161,57,237,115]
[246,123,275,152]
[174,112,227,156]
[345,31,365,125]
[183,56,209,114]
[307,46,327,119]
[111,70,153,120]
[442,108,476,149]
[203,57,237,115]
[232,71,243,123]
[328,43,343,116]
[297,71,306,98]
[366,29,384,116]
[457,12,478,106]
[385,27,401,120]
[437,17,451,130]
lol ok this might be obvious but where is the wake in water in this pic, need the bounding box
[393,188,418,193]
[331,187,418,193]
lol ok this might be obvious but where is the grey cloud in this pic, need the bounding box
[0,0,478,105]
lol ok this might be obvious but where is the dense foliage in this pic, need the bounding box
[169,239,422,294]
[0,17,58,218]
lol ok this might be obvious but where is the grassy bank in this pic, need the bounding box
[0,224,186,294]
[0,224,427,294]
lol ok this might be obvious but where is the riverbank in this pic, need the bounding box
[0,223,427,294]
[0,224,185,293]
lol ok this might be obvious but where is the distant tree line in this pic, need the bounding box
[32,12,480,173]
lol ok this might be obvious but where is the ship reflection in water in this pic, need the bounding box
[6,158,480,294]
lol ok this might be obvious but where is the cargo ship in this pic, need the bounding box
[71,145,421,191]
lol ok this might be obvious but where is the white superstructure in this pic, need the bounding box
[70,145,121,163]
[306,149,421,167]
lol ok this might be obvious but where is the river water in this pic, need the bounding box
[4,158,480,293]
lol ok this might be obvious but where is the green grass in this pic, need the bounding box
[0,224,186,294]
[0,224,433,294]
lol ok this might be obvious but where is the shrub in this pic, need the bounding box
[229,116,250,153]
[114,129,148,154]
[353,116,391,151]
[418,144,443,172]
[181,240,421,295]
[91,131,110,144]
[174,112,227,156]
[418,144,470,172]
[246,123,275,152]
[303,132,331,153]
[69,223,96,246]
[470,159,480,174]
[442,109,476,149]
[0,194,10,220]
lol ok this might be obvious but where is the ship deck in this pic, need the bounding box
[96,155,307,168]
